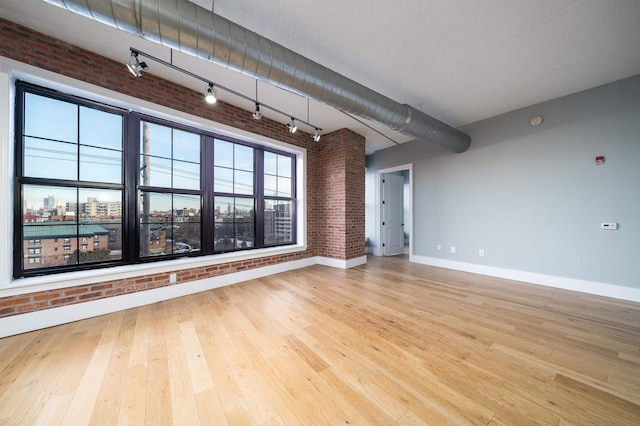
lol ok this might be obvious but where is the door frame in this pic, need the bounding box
[375,164,413,257]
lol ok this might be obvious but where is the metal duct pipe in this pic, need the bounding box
[43,0,471,152]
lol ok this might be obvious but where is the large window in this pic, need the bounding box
[14,82,297,278]
[16,86,124,275]
[214,139,255,252]
[139,121,202,258]
[263,151,294,245]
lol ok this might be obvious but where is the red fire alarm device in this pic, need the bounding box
[595,155,605,165]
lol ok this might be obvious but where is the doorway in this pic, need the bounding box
[377,164,412,257]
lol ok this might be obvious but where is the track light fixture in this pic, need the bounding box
[127,47,322,137]
[252,103,262,120]
[286,118,297,134]
[204,84,217,104]
[126,51,148,77]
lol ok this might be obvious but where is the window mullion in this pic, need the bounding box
[201,135,215,254]
[255,148,265,248]
[13,86,26,278]
[123,112,140,264]
[76,105,81,182]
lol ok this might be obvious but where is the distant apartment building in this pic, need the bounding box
[23,223,111,269]
[264,202,291,244]
[81,197,122,218]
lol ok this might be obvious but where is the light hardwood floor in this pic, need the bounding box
[1,255,640,425]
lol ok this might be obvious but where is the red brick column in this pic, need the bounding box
[317,129,366,261]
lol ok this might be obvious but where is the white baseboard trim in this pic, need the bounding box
[317,255,368,269]
[0,256,318,338]
[410,255,640,303]
[1,290,158,339]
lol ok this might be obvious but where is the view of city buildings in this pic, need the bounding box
[23,194,123,269]
[264,200,292,245]
[214,199,254,251]
[23,193,202,269]
[139,206,201,257]
[24,193,292,269]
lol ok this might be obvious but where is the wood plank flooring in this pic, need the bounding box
[1,255,640,425]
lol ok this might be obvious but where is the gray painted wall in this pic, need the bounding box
[366,74,640,288]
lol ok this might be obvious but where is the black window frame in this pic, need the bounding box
[135,115,206,261]
[212,138,257,253]
[13,81,297,279]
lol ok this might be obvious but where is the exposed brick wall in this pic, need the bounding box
[0,18,363,319]
[317,129,366,260]
[344,131,366,260]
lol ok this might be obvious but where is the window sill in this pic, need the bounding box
[1,244,308,297]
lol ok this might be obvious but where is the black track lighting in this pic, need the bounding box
[286,118,297,134]
[204,84,217,104]
[126,51,148,77]
[252,103,262,120]
[127,48,322,137]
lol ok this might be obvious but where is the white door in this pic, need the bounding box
[382,173,404,256]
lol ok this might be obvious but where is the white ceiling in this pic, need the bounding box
[1,0,640,154]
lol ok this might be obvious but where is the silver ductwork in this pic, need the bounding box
[42,0,471,152]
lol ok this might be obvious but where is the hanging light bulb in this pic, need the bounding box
[252,103,262,120]
[204,83,217,104]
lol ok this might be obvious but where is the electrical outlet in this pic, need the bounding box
[169,273,177,284]
[450,246,456,254]
[437,244,442,251]
[479,249,485,257]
